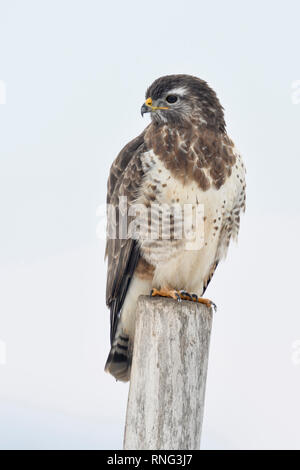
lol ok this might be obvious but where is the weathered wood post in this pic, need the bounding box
[123,295,213,450]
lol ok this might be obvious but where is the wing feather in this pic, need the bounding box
[106,129,147,344]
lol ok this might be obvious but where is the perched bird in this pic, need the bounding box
[105,74,246,382]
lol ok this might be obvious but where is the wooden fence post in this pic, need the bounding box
[123,295,213,450]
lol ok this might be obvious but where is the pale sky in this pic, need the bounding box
[0,0,300,449]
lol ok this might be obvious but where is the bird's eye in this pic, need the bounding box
[166,95,178,104]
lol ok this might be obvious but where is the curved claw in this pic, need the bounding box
[150,287,216,311]
[180,290,193,301]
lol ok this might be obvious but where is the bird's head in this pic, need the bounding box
[141,74,225,132]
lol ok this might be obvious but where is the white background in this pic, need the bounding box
[0,0,300,449]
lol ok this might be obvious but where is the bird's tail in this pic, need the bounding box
[104,334,131,382]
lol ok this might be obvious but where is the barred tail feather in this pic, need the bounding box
[104,335,132,382]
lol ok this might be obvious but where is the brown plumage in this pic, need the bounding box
[105,74,246,381]
[105,130,147,343]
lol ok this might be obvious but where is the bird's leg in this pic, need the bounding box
[150,287,216,310]
[150,287,181,301]
[181,291,217,311]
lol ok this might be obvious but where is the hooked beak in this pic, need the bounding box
[141,103,150,117]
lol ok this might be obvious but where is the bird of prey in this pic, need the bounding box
[105,74,246,382]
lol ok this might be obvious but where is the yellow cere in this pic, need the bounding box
[145,97,169,111]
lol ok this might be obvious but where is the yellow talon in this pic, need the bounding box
[150,287,216,310]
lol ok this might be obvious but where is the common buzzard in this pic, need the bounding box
[104,74,246,381]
